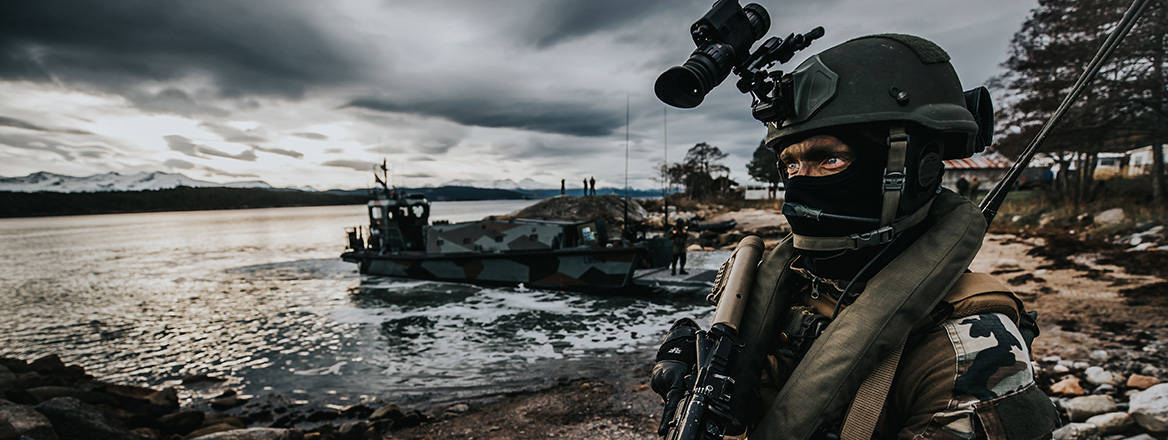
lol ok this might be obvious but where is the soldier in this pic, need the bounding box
[654,35,1060,438]
[669,219,689,276]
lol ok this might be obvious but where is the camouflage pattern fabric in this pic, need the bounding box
[946,313,1034,401]
[426,220,583,254]
[350,247,641,291]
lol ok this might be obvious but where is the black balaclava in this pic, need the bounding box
[778,125,945,283]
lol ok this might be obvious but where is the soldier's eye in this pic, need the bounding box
[822,156,848,169]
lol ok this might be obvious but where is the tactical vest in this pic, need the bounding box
[732,189,994,439]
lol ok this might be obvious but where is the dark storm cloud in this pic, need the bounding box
[0,132,74,160]
[251,145,304,159]
[347,96,624,137]
[0,115,92,135]
[292,132,328,140]
[200,122,266,143]
[0,0,363,103]
[519,0,674,48]
[163,135,257,161]
[322,159,375,171]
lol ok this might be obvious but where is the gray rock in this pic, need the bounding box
[1075,362,1091,370]
[1094,384,1116,395]
[1141,365,1160,376]
[1096,208,1126,225]
[446,403,469,414]
[1086,367,1123,386]
[1129,383,1168,432]
[1043,356,1063,364]
[1090,350,1110,361]
[35,397,139,440]
[1054,364,1071,373]
[369,403,403,421]
[158,410,204,435]
[0,399,57,440]
[1065,395,1119,421]
[1084,412,1133,435]
[1052,422,1100,440]
[0,366,13,392]
[187,427,303,440]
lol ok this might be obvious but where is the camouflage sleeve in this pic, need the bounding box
[882,313,1060,439]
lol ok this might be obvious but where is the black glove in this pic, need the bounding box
[650,317,700,436]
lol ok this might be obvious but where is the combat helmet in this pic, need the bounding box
[766,34,993,251]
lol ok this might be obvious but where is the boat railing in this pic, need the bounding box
[345,226,368,251]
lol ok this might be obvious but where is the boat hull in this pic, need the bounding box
[342,247,644,292]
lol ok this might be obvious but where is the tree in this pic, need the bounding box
[662,142,733,199]
[746,139,782,198]
[993,0,1168,203]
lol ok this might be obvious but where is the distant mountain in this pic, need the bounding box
[0,171,273,193]
[440,177,548,190]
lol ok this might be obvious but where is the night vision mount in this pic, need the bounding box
[654,0,823,123]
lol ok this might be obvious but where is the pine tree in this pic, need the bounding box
[745,139,782,197]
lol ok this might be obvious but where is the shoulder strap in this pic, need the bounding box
[944,272,1011,304]
[839,337,905,440]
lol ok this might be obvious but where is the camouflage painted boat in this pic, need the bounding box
[342,191,671,292]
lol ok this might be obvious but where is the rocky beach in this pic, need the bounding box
[2,199,1168,440]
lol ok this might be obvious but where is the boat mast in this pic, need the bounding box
[624,94,630,241]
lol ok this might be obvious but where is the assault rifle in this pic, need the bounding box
[651,236,764,439]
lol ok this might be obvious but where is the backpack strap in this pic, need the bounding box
[839,336,905,440]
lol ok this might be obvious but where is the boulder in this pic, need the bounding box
[0,399,57,440]
[1051,422,1099,440]
[1095,208,1126,226]
[0,359,29,375]
[1127,374,1160,390]
[1129,383,1168,432]
[1085,367,1123,386]
[1064,395,1118,422]
[1052,376,1086,396]
[187,428,303,440]
[336,421,367,440]
[159,410,205,435]
[369,404,402,421]
[27,356,64,375]
[0,367,14,393]
[1083,411,1132,435]
[149,387,179,412]
[34,397,137,440]
[211,396,246,410]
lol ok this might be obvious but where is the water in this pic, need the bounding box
[0,201,715,406]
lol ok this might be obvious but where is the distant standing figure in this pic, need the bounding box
[669,220,689,276]
[956,175,970,198]
[969,175,982,201]
[589,176,596,196]
[583,178,588,195]
[560,179,565,196]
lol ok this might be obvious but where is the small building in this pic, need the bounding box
[1123,144,1168,177]
[743,181,784,200]
[942,150,1013,192]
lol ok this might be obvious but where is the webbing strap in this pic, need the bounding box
[791,198,933,251]
[880,127,909,227]
[839,339,905,440]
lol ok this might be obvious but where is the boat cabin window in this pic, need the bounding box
[369,206,385,224]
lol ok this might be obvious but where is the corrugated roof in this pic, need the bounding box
[943,151,1012,169]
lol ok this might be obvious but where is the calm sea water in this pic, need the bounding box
[0,201,715,406]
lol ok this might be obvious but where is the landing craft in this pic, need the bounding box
[341,183,715,293]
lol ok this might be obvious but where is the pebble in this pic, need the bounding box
[1129,383,1168,432]
[1054,364,1071,373]
[1064,395,1118,422]
[1085,367,1123,386]
[1094,384,1116,395]
[1053,376,1087,396]
[1083,411,1133,435]
[1127,374,1160,390]
[1075,362,1091,370]
[187,427,303,440]
[1090,350,1110,362]
[1052,422,1099,440]
[1141,365,1160,376]
[1043,356,1063,364]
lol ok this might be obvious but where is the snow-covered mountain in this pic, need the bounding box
[0,171,274,193]
[440,177,549,189]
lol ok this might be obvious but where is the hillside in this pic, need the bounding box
[0,187,365,218]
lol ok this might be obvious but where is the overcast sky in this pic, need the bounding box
[0,0,1037,190]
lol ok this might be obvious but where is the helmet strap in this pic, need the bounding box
[879,127,909,226]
